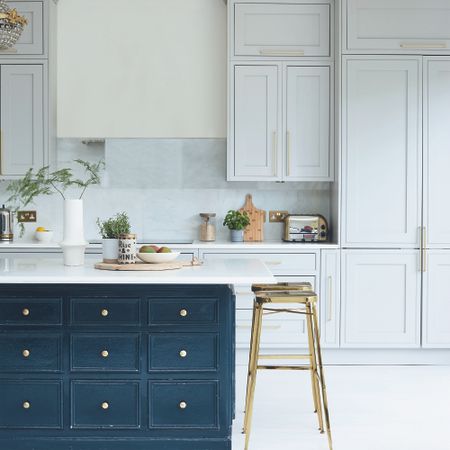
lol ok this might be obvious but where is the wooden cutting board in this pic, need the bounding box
[239,194,266,242]
[95,260,202,272]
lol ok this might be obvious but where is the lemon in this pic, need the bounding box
[36,226,46,232]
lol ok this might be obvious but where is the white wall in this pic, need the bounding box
[57,0,227,138]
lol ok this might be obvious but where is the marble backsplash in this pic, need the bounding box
[0,139,331,242]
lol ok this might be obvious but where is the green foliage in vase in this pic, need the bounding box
[96,212,131,239]
[223,210,251,231]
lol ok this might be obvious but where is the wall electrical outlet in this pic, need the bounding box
[17,211,37,223]
[269,210,289,223]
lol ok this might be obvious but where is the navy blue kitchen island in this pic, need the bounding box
[0,256,274,450]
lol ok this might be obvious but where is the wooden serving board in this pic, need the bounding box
[239,194,266,242]
[95,260,201,272]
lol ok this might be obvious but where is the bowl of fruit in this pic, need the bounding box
[137,245,180,264]
[35,227,54,243]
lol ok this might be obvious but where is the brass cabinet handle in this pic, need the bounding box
[400,43,447,49]
[101,350,109,358]
[101,309,109,317]
[179,350,187,358]
[286,130,292,177]
[23,401,31,409]
[179,309,188,317]
[272,131,278,176]
[420,226,428,273]
[101,402,109,410]
[22,349,30,358]
[22,308,30,317]
[179,401,187,410]
[259,49,305,56]
[326,276,333,322]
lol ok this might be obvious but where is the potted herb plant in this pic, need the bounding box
[223,210,250,242]
[96,212,131,263]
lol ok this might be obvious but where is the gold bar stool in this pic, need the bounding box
[242,283,332,450]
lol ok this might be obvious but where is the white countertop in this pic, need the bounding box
[0,254,275,285]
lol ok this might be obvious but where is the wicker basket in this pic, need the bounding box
[0,1,27,50]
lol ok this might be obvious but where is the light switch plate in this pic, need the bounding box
[269,210,289,223]
[17,211,37,223]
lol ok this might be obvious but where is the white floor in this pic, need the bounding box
[232,365,450,450]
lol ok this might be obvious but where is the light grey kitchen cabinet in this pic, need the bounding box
[234,2,331,58]
[285,65,333,180]
[342,56,422,247]
[0,64,45,176]
[232,65,281,180]
[422,251,450,348]
[343,0,450,54]
[423,58,450,248]
[341,250,421,348]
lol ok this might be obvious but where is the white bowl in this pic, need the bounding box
[137,252,180,264]
[35,230,54,243]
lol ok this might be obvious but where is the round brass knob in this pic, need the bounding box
[22,308,30,317]
[23,401,31,409]
[101,402,109,410]
[101,350,109,358]
[179,309,188,317]
[22,349,30,358]
[101,309,109,317]
[179,350,187,358]
[179,401,187,410]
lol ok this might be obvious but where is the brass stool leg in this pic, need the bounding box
[306,301,324,433]
[243,299,260,433]
[306,304,321,416]
[244,301,264,450]
[312,302,333,450]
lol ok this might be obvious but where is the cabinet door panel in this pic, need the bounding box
[286,66,332,180]
[233,65,280,179]
[424,58,450,247]
[342,251,421,347]
[342,58,422,246]
[423,252,450,347]
[1,65,44,176]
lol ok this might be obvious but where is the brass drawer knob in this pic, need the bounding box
[101,350,109,358]
[22,308,30,317]
[179,309,188,317]
[22,349,30,358]
[179,350,187,358]
[101,309,109,317]
[179,401,187,410]
[101,402,109,410]
[23,401,31,409]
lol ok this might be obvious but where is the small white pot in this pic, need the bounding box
[102,238,119,263]
[230,229,244,242]
[59,199,88,267]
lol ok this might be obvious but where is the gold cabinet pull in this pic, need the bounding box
[286,130,292,177]
[101,350,109,358]
[22,349,30,358]
[23,401,31,409]
[22,308,30,317]
[101,402,109,410]
[259,49,305,56]
[101,309,109,317]
[400,43,447,49]
[272,131,278,176]
[179,401,187,410]
[179,350,187,358]
[179,309,188,317]
[326,276,333,323]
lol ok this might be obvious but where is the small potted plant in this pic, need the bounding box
[96,212,131,263]
[223,210,250,242]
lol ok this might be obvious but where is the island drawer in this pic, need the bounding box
[149,381,218,429]
[71,381,140,429]
[70,298,141,326]
[0,298,62,326]
[148,333,218,372]
[0,381,62,429]
[148,298,218,326]
[71,333,140,372]
[0,333,62,372]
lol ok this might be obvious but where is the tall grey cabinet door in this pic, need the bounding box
[286,66,332,180]
[233,65,280,180]
[342,57,422,247]
[0,65,44,176]
[424,58,450,248]
[422,251,450,347]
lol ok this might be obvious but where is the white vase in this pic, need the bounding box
[59,199,88,266]
[102,238,119,263]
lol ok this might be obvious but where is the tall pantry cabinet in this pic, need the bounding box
[341,0,450,348]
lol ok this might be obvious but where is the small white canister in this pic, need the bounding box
[118,233,137,264]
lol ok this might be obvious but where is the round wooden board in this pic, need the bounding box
[95,261,184,271]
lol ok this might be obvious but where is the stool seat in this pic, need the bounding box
[255,290,317,304]
[252,282,312,292]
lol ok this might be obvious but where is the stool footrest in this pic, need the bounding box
[258,354,311,360]
[257,365,312,371]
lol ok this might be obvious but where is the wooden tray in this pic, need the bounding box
[95,259,202,272]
